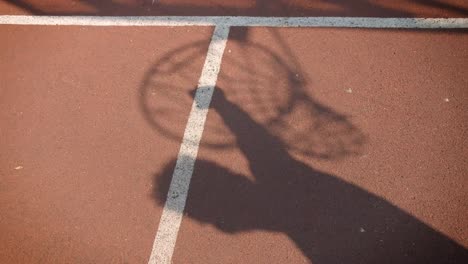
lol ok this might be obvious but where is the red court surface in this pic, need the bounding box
[0,0,467,17]
[0,25,212,263]
[1,1,468,264]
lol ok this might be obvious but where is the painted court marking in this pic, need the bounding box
[147,25,230,264]
[2,14,467,264]
[1,15,468,28]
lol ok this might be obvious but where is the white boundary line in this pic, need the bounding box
[147,25,230,264]
[1,15,468,28]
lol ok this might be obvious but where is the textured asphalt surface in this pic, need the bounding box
[1,1,467,263]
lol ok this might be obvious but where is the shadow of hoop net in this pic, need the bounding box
[140,34,365,160]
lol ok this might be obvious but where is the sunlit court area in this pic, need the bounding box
[1,1,467,263]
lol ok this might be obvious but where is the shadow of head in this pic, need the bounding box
[154,157,260,233]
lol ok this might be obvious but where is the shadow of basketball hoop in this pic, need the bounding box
[139,28,365,160]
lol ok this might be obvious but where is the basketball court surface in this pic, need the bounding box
[1,1,468,263]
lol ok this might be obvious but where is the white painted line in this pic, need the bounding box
[147,25,230,264]
[1,15,468,28]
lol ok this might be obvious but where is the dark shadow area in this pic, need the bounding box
[154,87,467,263]
[3,0,468,17]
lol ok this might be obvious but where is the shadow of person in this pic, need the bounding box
[154,88,467,263]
